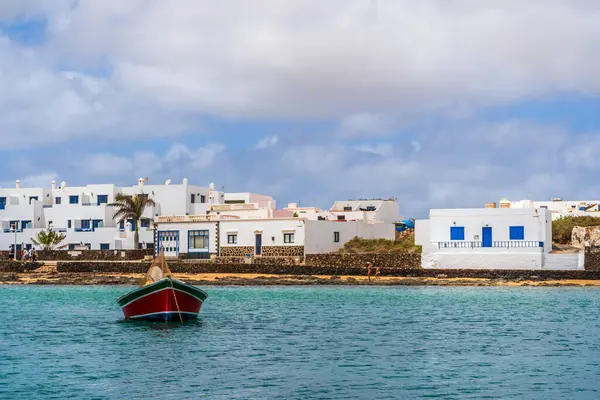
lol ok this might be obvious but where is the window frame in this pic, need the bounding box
[227,234,238,244]
[284,232,295,244]
[334,231,340,243]
[55,197,61,205]
[69,195,79,204]
[450,226,465,241]
[97,194,108,205]
[509,226,525,241]
[100,243,110,251]
[188,230,209,250]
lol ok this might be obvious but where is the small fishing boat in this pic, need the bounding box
[117,249,207,322]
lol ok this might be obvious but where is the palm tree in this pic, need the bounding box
[31,229,67,250]
[108,193,156,248]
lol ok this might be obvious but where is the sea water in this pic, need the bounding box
[1,286,600,399]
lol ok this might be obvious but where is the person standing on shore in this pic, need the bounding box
[367,262,372,281]
[375,265,381,278]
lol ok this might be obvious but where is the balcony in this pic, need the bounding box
[210,203,258,212]
[434,241,543,249]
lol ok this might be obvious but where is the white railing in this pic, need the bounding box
[435,241,543,249]
[155,214,242,223]
[210,203,259,211]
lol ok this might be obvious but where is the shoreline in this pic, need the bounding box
[2,272,600,287]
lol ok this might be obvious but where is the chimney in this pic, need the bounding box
[15,180,21,189]
[61,181,67,189]
[51,180,57,190]
[183,178,188,186]
[138,177,145,187]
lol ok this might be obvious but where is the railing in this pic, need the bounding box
[435,241,543,249]
[156,214,242,223]
[210,203,259,211]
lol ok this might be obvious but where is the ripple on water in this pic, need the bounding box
[1,286,600,399]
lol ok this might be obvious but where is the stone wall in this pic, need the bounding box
[57,262,151,273]
[37,250,153,261]
[585,248,600,271]
[219,246,254,257]
[0,261,42,272]
[305,253,421,269]
[262,246,305,257]
[53,261,600,279]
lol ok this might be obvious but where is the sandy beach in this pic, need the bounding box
[2,271,600,287]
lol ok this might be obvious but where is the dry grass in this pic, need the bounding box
[338,230,422,254]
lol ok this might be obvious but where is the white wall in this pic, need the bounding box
[428,208,550,251]
[418,207,553,269]
[220,219,306,251]
[304,220,395,254]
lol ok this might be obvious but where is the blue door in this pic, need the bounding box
[255,234,262,255]
[482,227,492,248]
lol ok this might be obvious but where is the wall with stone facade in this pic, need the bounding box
[37,250,154,261]
[261,246,304,257]
[305,253,421,269]
[219,246,254,257]
[585,248,600,271]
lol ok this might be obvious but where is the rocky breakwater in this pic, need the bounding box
[0,261,41,273]
[39,249,153,261]
[572,226,600,249]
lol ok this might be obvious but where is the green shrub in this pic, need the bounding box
[552,216,600,244]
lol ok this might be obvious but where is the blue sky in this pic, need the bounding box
[0,1,599,218]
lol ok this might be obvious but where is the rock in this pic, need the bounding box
[436,274,448,279]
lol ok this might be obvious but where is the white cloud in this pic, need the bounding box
[254,135,279,149]
[353,143,393,156]
[0,0,598,147]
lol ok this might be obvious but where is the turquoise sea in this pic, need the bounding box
[1,286,600,399]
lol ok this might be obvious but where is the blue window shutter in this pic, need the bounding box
[510,226,525,240]
[450,226,465,240]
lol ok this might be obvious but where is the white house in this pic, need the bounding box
[505,198,600,221]
[415,207,582,270]
[0,178,223,252]
[154,215,395,259]
[329,199,400,223]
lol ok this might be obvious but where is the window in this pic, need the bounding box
[100,243,110,250]
[119,220,125,231]
[191,194,196,203]
[97,195,108,205]
[69,195,79,204]
[146,243,155,250]
[200,195,206,203]
[334,231,340,243]
[92,220,103,230]
[227,234,237,244]
[450,226,465,240]
[141,219,150,228]
[343,206,352,211]
[68,244,77,250]
[337,215,345,221]
[67,220,72,229]
[0,197,6,210]
[81,220,90,230]
[189,230,209,249]
[510,226,525,240]
[55,197,61,205]
[21,221,32,230]
[284,233,295,243]
[29,196,38,204]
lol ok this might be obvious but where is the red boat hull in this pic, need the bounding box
[117,278,207,321]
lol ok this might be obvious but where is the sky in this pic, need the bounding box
[0,1,599,218]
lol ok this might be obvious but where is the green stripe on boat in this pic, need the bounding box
[117,278,207,307]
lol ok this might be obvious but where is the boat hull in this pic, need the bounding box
[117,278,207,321]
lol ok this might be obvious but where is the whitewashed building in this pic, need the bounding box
[0,178,224,252]
[155,213,396,259]
[415,207,582,270]
[504,198,600,221]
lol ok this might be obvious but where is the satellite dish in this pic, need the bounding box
[165,179,171,186]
